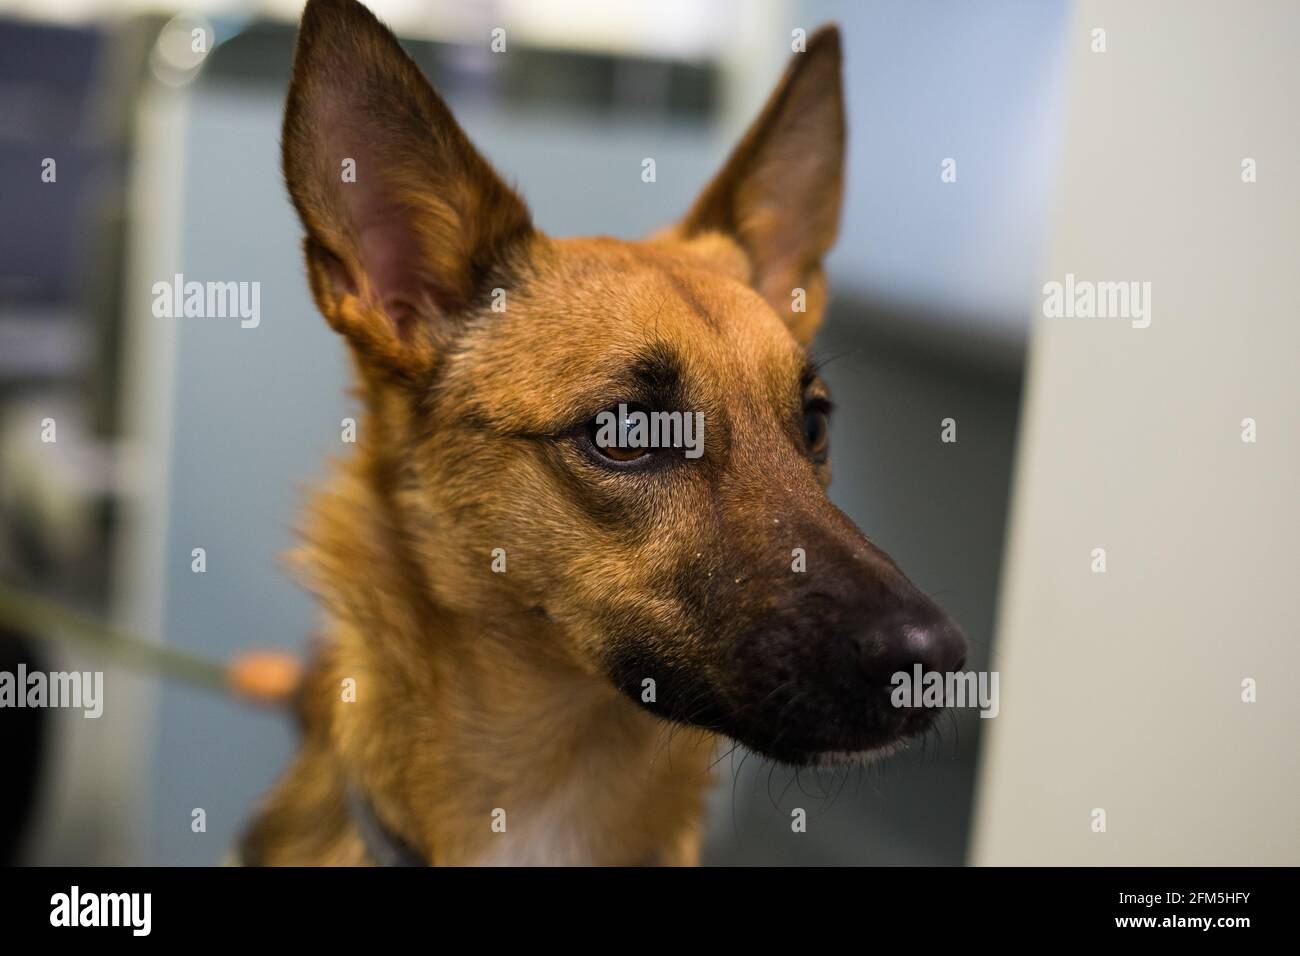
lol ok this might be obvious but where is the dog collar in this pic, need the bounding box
[346,785,427,867]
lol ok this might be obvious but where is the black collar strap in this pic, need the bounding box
[346,785,427,867]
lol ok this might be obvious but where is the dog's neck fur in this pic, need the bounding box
[275,391,717,866]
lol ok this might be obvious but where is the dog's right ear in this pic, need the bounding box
[282,0,533,379]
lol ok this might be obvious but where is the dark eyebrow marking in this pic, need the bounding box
[627,341,685,406]
[799,359,833,418]
[800,362,817,391]
[801,358,827,392]
[501,341,692,442]
[661,269,721,333]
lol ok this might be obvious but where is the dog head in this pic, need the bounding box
[283,0,966,765]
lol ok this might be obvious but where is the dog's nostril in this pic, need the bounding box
[856,612,968,683]
[906,620,967,674]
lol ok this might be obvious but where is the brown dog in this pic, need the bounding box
[240,0,966,866]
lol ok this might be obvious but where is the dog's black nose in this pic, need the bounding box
[854,607,967,685]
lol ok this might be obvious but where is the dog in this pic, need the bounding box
[240,0,966,866]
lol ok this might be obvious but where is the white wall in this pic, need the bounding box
[973,0,1300,864]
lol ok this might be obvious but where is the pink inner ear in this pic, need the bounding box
[346,187,447,338]
[357,214,420,302]
[327,123,449,335]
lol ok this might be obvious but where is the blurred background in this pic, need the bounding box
[1,0,1295,866]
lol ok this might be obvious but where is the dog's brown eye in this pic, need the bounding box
[602,444,650,462]
[804,407,830,460]
[588,405,652,463]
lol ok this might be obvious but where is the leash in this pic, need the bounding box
[2,581,421,865]
[0,581,301,706]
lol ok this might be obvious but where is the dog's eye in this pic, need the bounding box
[588,405,652,463]
[804,406,830,462]
[602,444,650,462]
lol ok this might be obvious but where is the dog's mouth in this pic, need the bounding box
[609,658,943,767]
[714,699,941,767]
[807,740,913,768]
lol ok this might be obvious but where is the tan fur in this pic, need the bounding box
[242,0,850,865]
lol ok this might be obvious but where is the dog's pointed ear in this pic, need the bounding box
[675,26,844,346]
[282,0,533,378]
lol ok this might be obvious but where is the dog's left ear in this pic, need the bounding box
[675,26,845,345]
[282,0,534,379]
